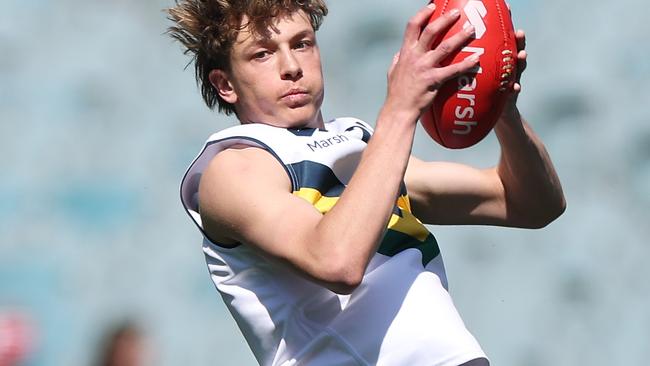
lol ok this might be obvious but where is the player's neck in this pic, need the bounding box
[238,110,325,130]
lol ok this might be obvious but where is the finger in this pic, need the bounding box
[431,54,480,84]
[403,3,437,46]
[515,29,526,52]
[517,50,527,70]
[515,50,527,82]
[429,23,475,66]
[418,8,462,51]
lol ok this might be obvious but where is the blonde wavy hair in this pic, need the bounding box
[167,0,328,115]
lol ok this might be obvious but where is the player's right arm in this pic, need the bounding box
[198,5,478,294]
[199,144,394,295]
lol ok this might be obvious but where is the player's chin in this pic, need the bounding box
[284,113,319,130]
[277,103,321,128]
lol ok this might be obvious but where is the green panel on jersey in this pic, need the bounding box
[378,230,440,266]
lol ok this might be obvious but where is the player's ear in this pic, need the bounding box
[209,69,238,104]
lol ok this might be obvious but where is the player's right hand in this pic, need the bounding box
[385,4,479,119]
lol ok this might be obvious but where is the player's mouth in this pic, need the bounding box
[280,88,311,108]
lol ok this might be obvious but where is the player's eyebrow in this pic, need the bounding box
[289,29,316,42]
[243,28,315,51]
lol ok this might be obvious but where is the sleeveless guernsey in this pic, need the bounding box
[180,117,486,366]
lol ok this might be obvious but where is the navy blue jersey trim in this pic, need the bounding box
[289,160,346,196]
[345,124,371,144]
[287,127,325,136]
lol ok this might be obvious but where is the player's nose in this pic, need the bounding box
[279,49,302,81]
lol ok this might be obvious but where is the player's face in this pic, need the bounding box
[218,11,325,129]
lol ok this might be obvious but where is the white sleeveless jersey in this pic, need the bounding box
[180,118,486,366]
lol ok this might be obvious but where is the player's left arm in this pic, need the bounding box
[405,30,566,228]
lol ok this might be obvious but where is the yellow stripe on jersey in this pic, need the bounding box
[387,208,430,242]
[396,194,412,213]
[391,194,429,242]
[295,188,429,242]
[293,187,339,214]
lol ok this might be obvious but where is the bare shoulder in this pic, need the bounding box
[198,146,292,243]
[205,145,287,180]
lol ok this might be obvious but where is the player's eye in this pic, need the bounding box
[253,50,271,59]
[294,40,313,50]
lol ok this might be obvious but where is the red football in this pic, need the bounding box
[421,0,517,149]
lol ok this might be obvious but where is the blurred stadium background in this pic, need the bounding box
[1,0,649,364]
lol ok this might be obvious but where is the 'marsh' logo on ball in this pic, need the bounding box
[453,0,487,136]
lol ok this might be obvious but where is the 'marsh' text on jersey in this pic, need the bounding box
[307,134,350,151]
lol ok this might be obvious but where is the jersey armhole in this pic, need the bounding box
[180,136,298,249]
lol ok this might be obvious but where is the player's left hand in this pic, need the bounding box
[501,29,527,119]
